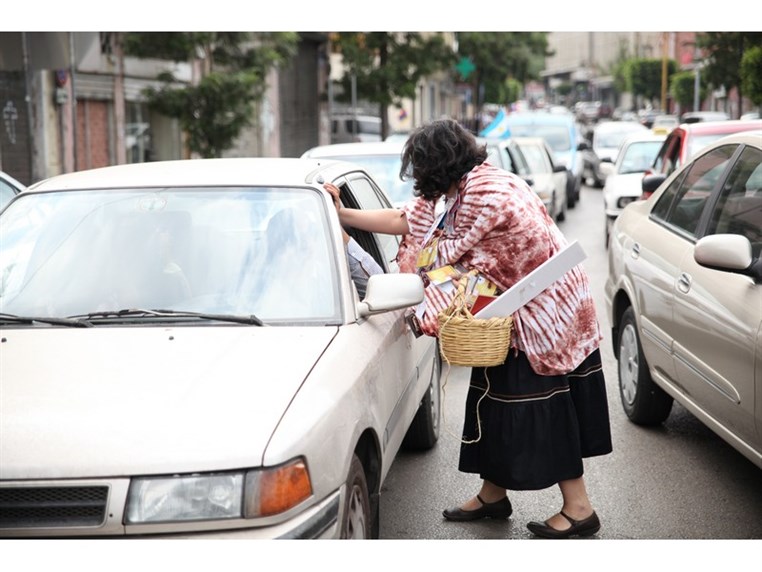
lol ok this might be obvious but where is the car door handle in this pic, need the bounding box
[630,243,640,259]
[677,272,692,294]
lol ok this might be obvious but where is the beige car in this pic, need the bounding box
[0,158,440,538]
[605,130,762,470]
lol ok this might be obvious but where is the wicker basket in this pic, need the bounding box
[437,275,512,367]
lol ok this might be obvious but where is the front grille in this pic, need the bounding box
[0,486,109,529]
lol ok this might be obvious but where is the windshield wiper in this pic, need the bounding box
[69,308,265,326]
[0,312,93,328]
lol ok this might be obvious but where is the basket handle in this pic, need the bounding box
[442,269,478,319]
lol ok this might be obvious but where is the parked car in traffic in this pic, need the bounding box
[601,131,666,246]
[0,170,25,211]
[478,135,535,186]
[0,157,442,538]
[503,111,584,208]
[512,136,568,222]
[330,114,382,144]
[650,114,679,135]
[605,130,762,470]
[679,110,730,124]
[301,141,413,206]
[582,120,649,188]
[645,119,762,196]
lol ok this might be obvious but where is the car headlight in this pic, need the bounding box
[125,459,312,524]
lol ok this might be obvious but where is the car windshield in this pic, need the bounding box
[506,124,571,152]
[331,154,414,204]
[617,141,664,174]
[0,187,340,324]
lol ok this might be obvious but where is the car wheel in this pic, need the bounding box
[557,193,567,222]
[340,454,371,539]
[566,178,577,208]
[402,350,442,450]
[617,307,673,425]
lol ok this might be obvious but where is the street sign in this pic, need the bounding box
[456,57,476,80]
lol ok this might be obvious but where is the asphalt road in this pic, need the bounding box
[378,185,762,549]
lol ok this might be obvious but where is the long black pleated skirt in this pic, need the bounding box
[457,347,613,491]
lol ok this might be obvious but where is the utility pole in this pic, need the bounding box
[661,32,668,112]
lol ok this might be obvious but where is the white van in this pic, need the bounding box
[331,114,382,144]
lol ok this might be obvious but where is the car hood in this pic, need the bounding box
[0,325,337,479]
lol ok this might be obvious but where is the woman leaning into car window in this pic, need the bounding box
[324,118,613,540]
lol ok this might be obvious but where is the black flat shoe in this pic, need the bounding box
[526,510,600,539]
[442,494,512,522]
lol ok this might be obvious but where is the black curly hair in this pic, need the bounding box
[399,118,488,201]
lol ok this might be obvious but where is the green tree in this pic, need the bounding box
[123,32,298,158]
[740,45,762,107]
[332,33,455,138]
[698,32,762,117]
[624,58,677,107]
[670,70,707,112]
[456,32,551,108]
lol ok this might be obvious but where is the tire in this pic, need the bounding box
[557,192,567,222]
[340,454,371,539]
[566,175,577,208]
[402,350,442,451]
[617,307,673,425]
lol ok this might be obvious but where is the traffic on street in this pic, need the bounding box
[1,31,760,572]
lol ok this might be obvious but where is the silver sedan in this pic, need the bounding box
[0,157,442,538]
[605,130,762,470]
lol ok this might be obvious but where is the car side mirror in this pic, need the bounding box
[552,164,567,173]
[694,234,762,281]
[641,174,666,195]
[577,141,591,151]
[357,273,424,317]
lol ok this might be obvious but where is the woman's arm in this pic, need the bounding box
[324,183,410,235]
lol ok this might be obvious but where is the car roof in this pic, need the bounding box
[503,112,576,126]
[511,136,550,147]
[680,119,762,135]
[594,120,646,132]
[301,141,405,158]
[26,158,359,193]
[620,131,667,144]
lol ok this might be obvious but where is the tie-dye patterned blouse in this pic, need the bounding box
[398,161,601,376]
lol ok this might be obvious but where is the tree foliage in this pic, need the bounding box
[698,32,762,115]
[670,70,706,111]
[624,58,677,106]
[456,32,551,107]
[332,32,455,138]
[740,45,762,107]
[123,32,299,158]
